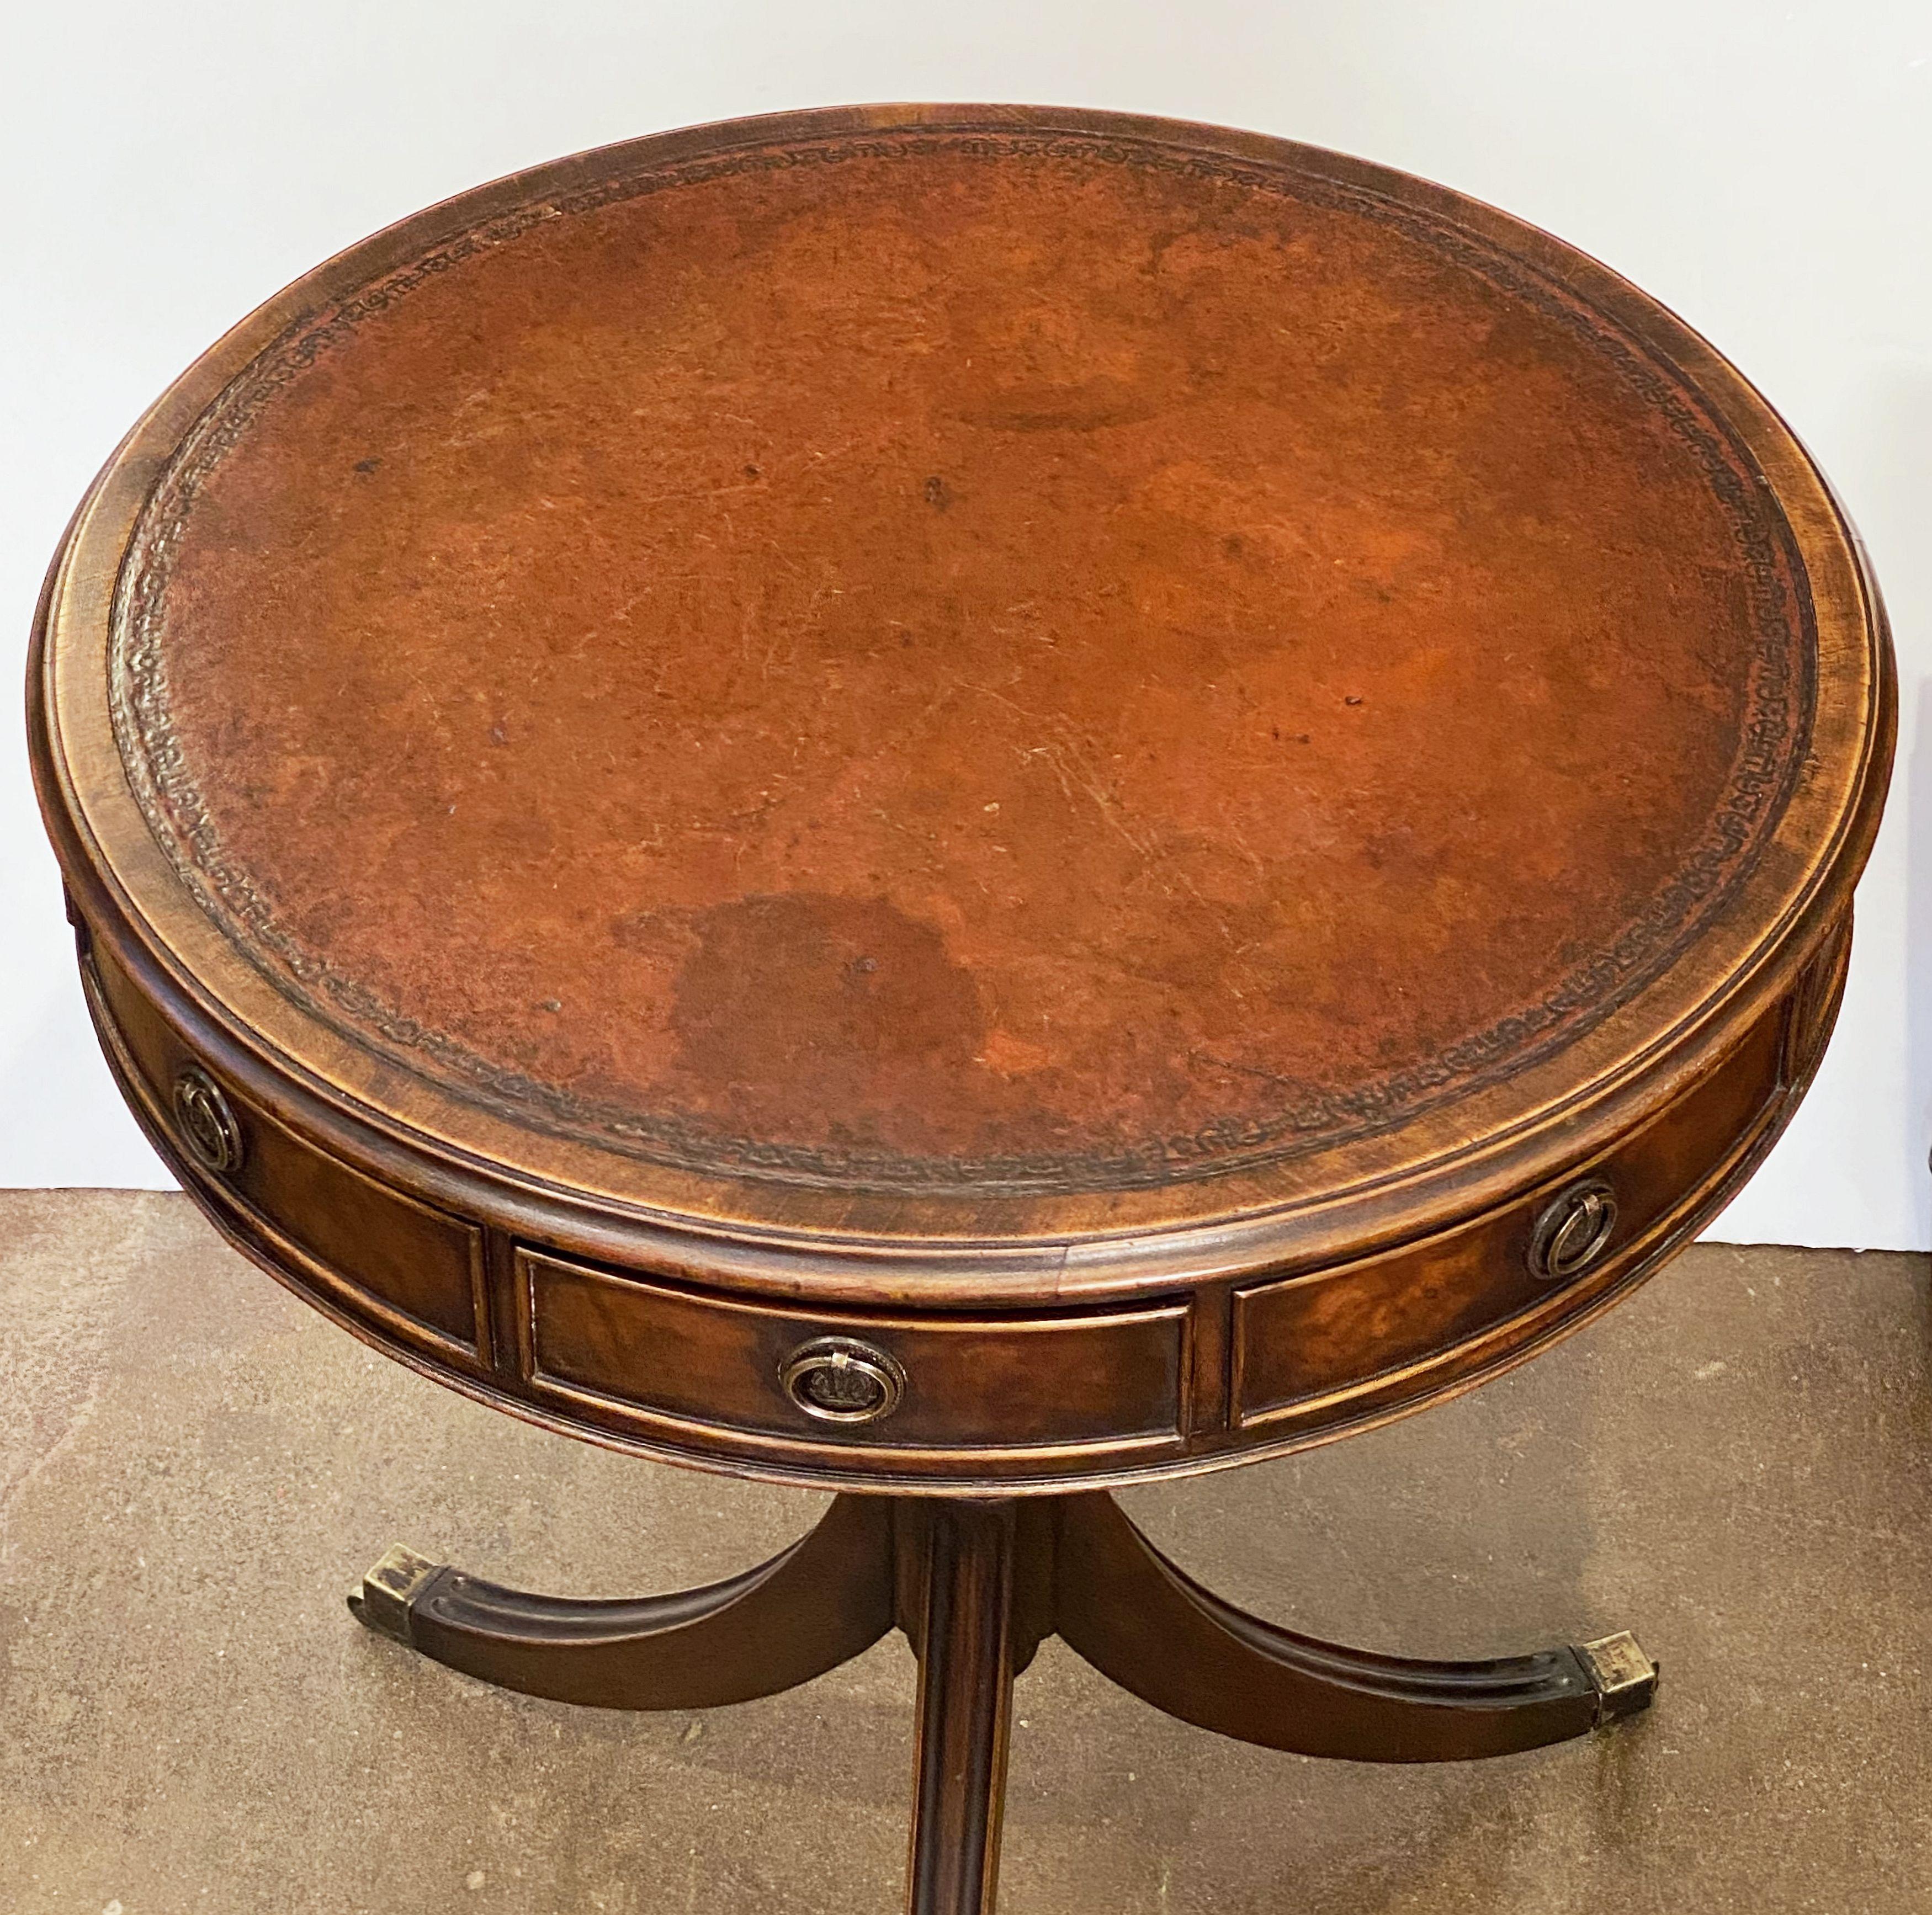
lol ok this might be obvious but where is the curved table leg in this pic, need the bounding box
[1053,1493,1657,1763]
[347,1491,895,1710]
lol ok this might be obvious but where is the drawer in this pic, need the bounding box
[83,941,487,1360]
[1232,988,1790,1429]
[515,1248,1191,1461]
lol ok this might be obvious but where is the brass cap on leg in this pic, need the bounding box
[348,1544,443,1645]
[1575,1631,1660,1722]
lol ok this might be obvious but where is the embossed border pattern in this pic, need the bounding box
[107,129,1817,1195]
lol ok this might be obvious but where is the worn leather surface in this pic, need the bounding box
[113,129,1811,1192]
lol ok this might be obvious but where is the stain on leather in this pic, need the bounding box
[671,893,988,1141]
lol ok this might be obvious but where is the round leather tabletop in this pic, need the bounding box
[39,105,1888,1272]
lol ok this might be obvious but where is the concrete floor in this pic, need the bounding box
[0,1192,1926,1914]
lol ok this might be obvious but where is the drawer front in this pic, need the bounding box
[1232,988,1791,1429]
[84,941,487,1361]
[517,1248,1190,1461]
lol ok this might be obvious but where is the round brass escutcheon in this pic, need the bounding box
[1528,1178,1618,1281]
[173,1065,244,1175]
[779,1336,907,1425]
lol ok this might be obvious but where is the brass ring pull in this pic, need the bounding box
[1528,1178,1617,1281]
[779,1336,906,1425]
[173,1065,244,1175]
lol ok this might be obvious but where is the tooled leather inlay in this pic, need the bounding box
[109,129,1814,1194]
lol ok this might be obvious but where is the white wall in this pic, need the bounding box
[3,1,1926,1246]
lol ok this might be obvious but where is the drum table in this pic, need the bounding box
[31,106,1892,1913]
